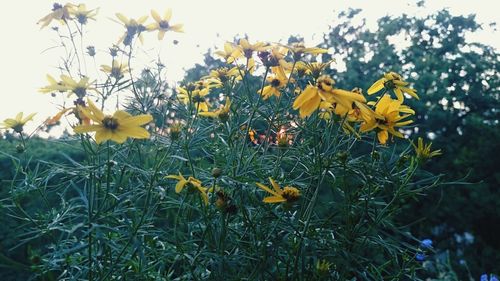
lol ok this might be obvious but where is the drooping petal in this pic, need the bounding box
[150,9,161,23]
[263,196,287,203]
[95,129,112,144]
[293,85,317,109]
[367,79,385,95]
[299,93,321,118]
[377,130,389,144]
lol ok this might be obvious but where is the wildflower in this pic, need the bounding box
[1,112,36,133]
[177,81,211,112]
[415,253,426,262]
[420,239,433,249]
[481,274,499,281]
[168,122,182,140]
[360,95,415,144]
[368,71,418,102]
[37,3,74,28]
[299,61,334,79]
[165,173,209,205]
[260,46,291,70]
[205,67,241,87]
[238,38,269,59]
[283,42,327,61]
[86,46,96,57]
[70,4,98,25]
[260,66,289,100]
[45,108,72,125]
[214,42,242,64]
[60,75,96,98]
[115,13,148,45]
[293,75,366,118]
[214,190,237,214]
[256,178,300,204]
[412,137,442,162]
[100,60,129,79]
[199,97,231,122]
[39,74,67,94]
[276,126,292,147]
[148,9,184,40]
[316,260,331,276]
[73,99,152,144]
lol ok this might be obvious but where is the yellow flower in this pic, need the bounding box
[214,42,243,64]
[293,75,366,118]
[283,42,328,61]
[1,112,36,133]
[115,13,148,45]
[256,178,300,204]
[100,60,129,79]
[177,81,212,112]
[367,71,418,102]
[239,38,269,58]
[73,99,152,144]
[147,9,184,40]
[412,137,442,161]
[165,173,209,205]
[70,4,98,25]
[37,3,74,28]
[39,74,67,94]
[204,67,242,87]
[60,75,96,98]
[260,66,289,100]
[297,61,334,79]
[199,97,231,121]
[360,95,415,144]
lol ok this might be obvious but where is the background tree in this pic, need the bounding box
[320,7,500,278]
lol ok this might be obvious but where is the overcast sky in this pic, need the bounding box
[0,0,498,134]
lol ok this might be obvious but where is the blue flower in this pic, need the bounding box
[420,239,433,249]
[481,274,499,281]
[415,253,425,262]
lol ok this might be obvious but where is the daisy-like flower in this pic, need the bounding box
[293,75,366,118]
[368,71,418,101]
[39,74,67,94]
[38,3,74,28]
[283,42,328,61]
[165,173,209,205]
[100,60,129,80]
[412,137,442,162]
[60,75,96,98]
[199,97,231,122]
[205,67,241,87]
[177,81,212,112]
[1,112,36,133]
[70,4,98,25]
[214,42,242,64]
[238,38,269,59]
[298,61,334,79]
[360,95,415,144]
[256,177,300,204]
[73,99,152,144]
[259,46,291,70]
[147,9,183,40]
[259,66,289,100]
[115,13,148,45]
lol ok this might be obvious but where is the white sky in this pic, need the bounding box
[0,0,499,135]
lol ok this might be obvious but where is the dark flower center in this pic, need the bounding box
[52,3,63,11]
[102,116,119,130]
[159,20,170,29]
[271,78,281,87]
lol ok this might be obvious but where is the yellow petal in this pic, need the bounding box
[256,183,280,197]
[150,9,161,23]
[367,79,385,95]
[73,124,102,133]
[299,94,321,118]
[95,129,112,144]
[293,85,317,109]
[263,196,287,203]
[377,130,389,144]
